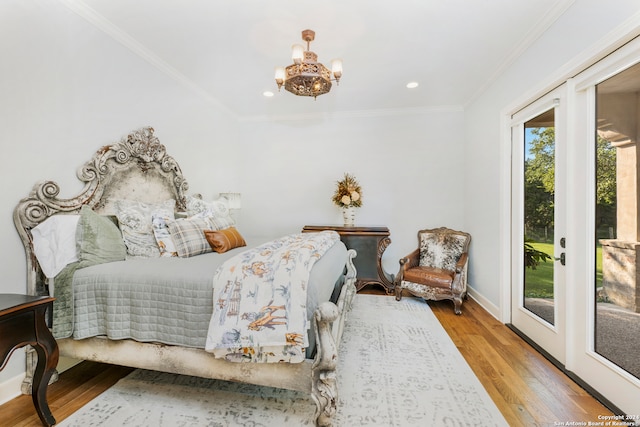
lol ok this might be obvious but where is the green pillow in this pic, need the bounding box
[77,205,127,267]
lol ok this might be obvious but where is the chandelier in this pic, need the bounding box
[275,29,342,99]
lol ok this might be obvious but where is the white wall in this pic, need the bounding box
[464,0,640,314]
[237,110,466,275]
[0,0,238,388]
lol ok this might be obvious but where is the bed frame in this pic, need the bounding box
[13,127,357,426]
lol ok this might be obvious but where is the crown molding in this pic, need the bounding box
[465,0,576,109]
[502,8,640,118]
[58,0,237,119]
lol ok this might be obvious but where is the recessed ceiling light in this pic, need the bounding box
[406,82,419,89]
[263,91,274,97]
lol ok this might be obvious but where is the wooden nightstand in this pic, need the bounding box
[0,294,58,426]
[302,225,394,294]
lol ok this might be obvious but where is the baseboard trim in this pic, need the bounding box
[466,286,501,320]
[0,372,25,405]
[57,356,82,374]
[506,324,625,417]
[0,355,81,406]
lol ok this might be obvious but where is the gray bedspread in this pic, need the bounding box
[54,237,347,351]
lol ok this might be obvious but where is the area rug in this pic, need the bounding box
[59,295,507,426]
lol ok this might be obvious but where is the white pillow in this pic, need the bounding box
[31,215,80,278]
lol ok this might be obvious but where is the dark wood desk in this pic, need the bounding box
[302,225,395,294]
[0,294,58,426]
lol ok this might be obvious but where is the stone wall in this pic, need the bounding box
[600,239,640,312]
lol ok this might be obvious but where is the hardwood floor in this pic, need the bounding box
[427,296,614,426]
[1,292,614,426]
[1,361,134,427]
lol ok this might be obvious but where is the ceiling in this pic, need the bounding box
[66,0,574,120]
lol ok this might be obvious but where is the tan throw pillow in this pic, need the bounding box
[204,227,247,254]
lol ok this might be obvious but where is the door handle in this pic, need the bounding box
[555,252,565,266]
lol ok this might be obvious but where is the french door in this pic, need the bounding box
[510,86,567,365]
[509,36,640,415]
[567,39,640,415]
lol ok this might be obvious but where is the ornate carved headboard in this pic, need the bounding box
[13,127,189,296]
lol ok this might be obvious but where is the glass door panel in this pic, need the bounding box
[524,110,556,325]
[595,62,640,380]
[511,86,566,365]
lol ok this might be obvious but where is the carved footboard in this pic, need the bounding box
[21,251,356,426]
[312,248,357,426]
[50,249,356,427]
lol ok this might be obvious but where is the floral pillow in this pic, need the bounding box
[151,213,178,257]
[186,195,235,230]
[114,199,175,258]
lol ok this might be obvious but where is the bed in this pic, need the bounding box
[13,127,357,426]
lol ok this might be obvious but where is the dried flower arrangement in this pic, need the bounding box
[332,173,362,208]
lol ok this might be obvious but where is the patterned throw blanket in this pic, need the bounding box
[205,231,339,363]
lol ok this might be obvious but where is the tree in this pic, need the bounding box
[524,127,555,240]
[524,161,554,237]
[523,128,617,239]
[595,135,617,235]
[524,239,552,269]
[526,127,556,194]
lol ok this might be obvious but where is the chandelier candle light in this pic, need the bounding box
[275,29,342,99]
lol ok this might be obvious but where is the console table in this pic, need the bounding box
[302,225,394,294]
[0,294,58,426]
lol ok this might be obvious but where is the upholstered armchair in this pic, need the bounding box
[395,227,471,314]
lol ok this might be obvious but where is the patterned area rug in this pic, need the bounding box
[59,295,507,426]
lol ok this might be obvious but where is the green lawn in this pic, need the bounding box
[524,241,603,298]
[524,242,554,298]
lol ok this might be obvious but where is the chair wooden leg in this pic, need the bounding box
[453,297,463,315]
[395,285,403,301]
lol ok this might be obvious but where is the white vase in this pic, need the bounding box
[342,206,356,226]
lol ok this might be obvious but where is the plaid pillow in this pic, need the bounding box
[206,214,235,230]
[166,217,213,258]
